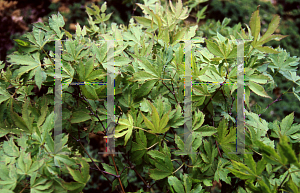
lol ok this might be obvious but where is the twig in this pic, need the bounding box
[161,78,179,105]
[111,154,125,193]
[68,132,112,184]
[202,83,225,113]
[216,140,222,158]
[258,93,283,117]
[117,147,151,191]
[90,167,119,177]
[19,183,28,193]
[172,163,185,174]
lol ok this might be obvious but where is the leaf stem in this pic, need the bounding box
[172,163,184,174]
[147,142,159,150]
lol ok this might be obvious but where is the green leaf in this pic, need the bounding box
[249,9,261,46]
[130,53,159,77]
[41,111,55,134]
[268,50,299,73]
[134,79,157,99]
[214,158,231,185]
[205,39,224,58]
[101,163,116,175]
[49,12,65,38]
[244,153,256,175]
[100,2,107,12]
[149,102,160,131]
[280,112,294,136]
[194,125,217,137]
[192,109,205,131]
[130,71,159,82]
[247,81,272,99]
[227,160,256,181]
[278,135,300,169]
[255,46,280,54]
[14,39,30,47]
[159,108,171,131]
[168,176,185,193]
[141,111,155,132]
[62,181,85,191]
[259,14,280,43]
[256,34,288,47]
[0,189,14,193]
[133,16,157,27]
[54,154,77,166]
[183,174,192,193]
[10,108,30,133]
[79,84,99,100]
[28,159,44,174]
[86,7,95,15]
[66,158,90,184]
[70,111,91,124]
[3,138,20,157]
[149,169,172,181]
[172,28,187,46]
[124,114,134,146]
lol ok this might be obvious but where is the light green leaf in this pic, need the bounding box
[100,2,107,12]
[248,81,272,99]
[249,9,261,45]
[141,111,155,132]
[148,101,160,131]
[259,14,280,43]
[3,138,20,157]
[255,46,280,54]
[49,12,65,38]
[130,71,159,82]
[66,158,90,184]
[133,16,156,27]
[205,39,224,57]
[280,112,294,136]
[168,176,184,193]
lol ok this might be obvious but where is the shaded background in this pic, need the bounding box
[0,0,299,192]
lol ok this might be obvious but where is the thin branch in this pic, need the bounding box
[202,83,225,113]
[68,132,112,184]
[19,183,29,193]
[216,140,222,158]
[161,79,179,105]
[258,93,283,117]
[111,154,125,193]
[116,147,151,191]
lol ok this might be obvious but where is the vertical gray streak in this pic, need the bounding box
[106,40,115,154]
[54,40,63,154]
[184,40,194,154]
[236,39,245,154]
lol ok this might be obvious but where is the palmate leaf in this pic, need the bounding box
[268,50,299,74]
[140,100,171,134]
[245,7,287,54]
[49,12,65,39]
[148,148,173,180]
[129,53,159,78]
[278,134,300,169]
[114,113,134,146]
[66,157,90,184]
[131,130,147,162]
[9,52,42,85]
[214,158,231,185]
